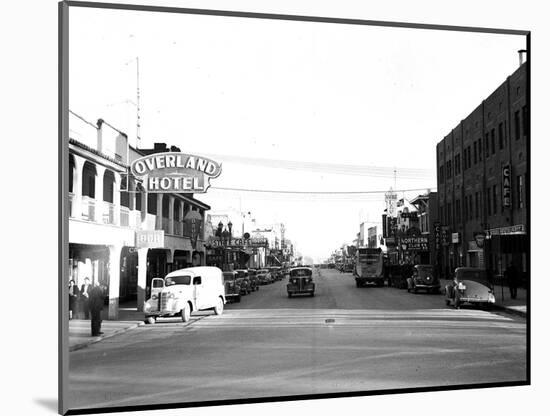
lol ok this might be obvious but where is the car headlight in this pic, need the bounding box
[488,293,496,303]
[458,282,466,290]
[167,292,175,299]
[151,294,158,300]
[144,302,151,312]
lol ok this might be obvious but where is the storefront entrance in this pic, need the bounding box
[119,247,138,305]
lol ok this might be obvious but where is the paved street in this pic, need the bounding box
[68,269,526,411]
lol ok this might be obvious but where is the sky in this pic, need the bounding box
[69,6,526,262]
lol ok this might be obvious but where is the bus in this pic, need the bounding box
[354,247,385,287]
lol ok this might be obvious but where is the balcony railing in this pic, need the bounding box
[81,196,95,221]
[162,217,172,234]
[120,206,130,227]
[103,202,116,225]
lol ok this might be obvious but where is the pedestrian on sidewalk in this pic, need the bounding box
[80,277,91,319]
[68,279,79,320]
[505,263,519,299]
[89,280,105,337]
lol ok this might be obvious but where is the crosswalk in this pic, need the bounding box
[182,308,523,330]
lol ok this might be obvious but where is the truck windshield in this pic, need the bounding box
[290,269,312,277]
[165,275,191,286]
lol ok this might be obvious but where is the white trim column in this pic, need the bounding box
[113,171,121,226]
[178,200,184,236]
[156,194,163,230]
[136,248,148,312]
[95,165,106,223]
[168,196,175,235]
[107,245,122,319]
[140,190,148,230]
[71,154,85,219]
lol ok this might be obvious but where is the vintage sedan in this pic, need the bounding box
[240,269,259,291]
[407,265,441,294]
[444,267,496,309]
[256,269,272,285]
[287,267,315,297]
[223,271,241,303]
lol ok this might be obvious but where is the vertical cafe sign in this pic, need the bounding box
[502,164,511,208]
[130,152,222,193]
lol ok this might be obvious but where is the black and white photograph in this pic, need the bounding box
[58,1,532,414]
[7,1,550,416]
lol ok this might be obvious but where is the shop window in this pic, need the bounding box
[522,105,529,137]
[514,110,521,140]
[147,193,157,215]
[492,185,498,215]
[486,188,491,215]
[517,175,524,209]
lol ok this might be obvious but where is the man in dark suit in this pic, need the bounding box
[80,277,91,319]
[88,280,105,336]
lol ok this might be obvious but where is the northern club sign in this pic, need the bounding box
[130,152,222,193]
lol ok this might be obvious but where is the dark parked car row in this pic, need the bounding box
[222,267,288,303]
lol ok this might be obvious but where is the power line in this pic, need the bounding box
[211,186,435,195]
[200,152,435,179]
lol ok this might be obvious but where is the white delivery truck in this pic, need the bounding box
[144,266,226,324]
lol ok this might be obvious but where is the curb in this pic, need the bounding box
[69,321,145,352]
[493,304,527,318]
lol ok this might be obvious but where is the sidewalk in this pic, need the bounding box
[68,307,144,352]
[440,279,527,317]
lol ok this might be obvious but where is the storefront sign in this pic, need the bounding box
[385,237,396,246]
[452,232,460,244]
[208,237,268,248]
[502,164,512,208]
[399,237,429,251]
[135,230,165,249]
[400,212,418,219]
[130,152,222,193]
[486,224,526,236]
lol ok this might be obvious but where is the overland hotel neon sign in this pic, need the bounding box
[130,152,222,193]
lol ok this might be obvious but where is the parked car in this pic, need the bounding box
[444,267,496,309]
[287,267,315,297]
[223,271,241,303]
[268,267,282,280]
[245,269,259,291]
[407,265,440,294]
[144,266,226,324]
[257,269,272,284]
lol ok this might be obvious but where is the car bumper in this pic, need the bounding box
[459,297,495,304]
[414,284,440,289]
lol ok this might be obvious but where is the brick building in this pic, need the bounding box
[436,61,528,281]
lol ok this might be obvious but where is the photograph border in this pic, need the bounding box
[59,2,531,415]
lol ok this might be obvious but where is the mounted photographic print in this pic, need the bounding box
[59,1,530,414]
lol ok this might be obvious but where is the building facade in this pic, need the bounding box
[68,112,210,319]
[436,62,528,281]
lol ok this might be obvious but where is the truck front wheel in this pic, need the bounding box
[181,304,191,322]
